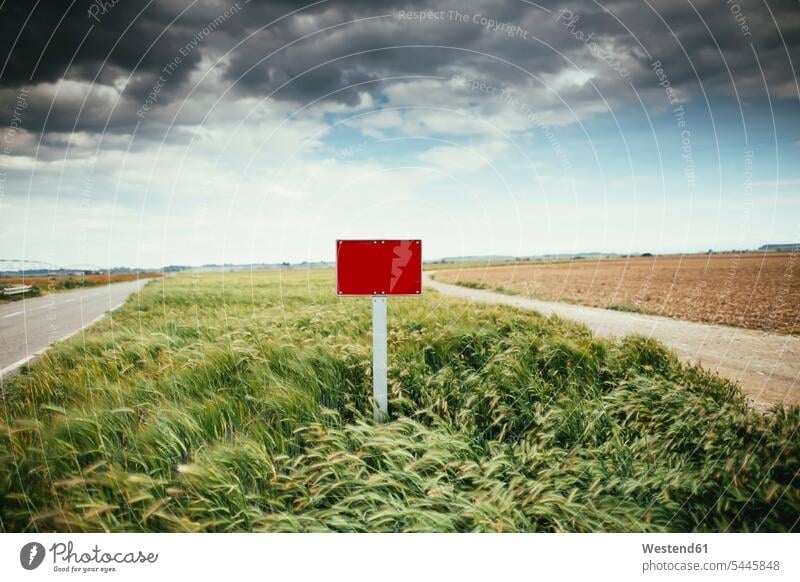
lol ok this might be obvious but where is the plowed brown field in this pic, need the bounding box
[0,273,159,287]
[434,252,800,334]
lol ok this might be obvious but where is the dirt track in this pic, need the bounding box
[426,272,800,409]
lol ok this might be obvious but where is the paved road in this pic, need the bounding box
[426,272,800,409]
[0,280,151,377]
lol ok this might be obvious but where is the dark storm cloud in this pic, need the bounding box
[0,1,204,88]
[599,0,800,94]
[221,0,800,104]
[0,0,798,137]
[0,0,255,133]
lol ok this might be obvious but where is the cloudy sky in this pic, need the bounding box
[1,0,798,268]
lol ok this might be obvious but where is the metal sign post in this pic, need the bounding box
[372,296,388,421]
[335,239,422,423]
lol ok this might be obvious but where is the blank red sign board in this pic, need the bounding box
[337,240,422,296]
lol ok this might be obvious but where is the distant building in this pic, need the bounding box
[758,243,800,252]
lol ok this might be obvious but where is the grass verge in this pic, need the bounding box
[0,270,797,532]
[607,303,642,313]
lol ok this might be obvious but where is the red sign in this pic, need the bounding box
[336,240,422,296]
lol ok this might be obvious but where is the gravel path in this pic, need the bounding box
[426,272,800,409]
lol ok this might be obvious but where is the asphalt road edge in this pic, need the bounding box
[0,282,150,380]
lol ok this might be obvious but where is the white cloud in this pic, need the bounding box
[416,141,508,173]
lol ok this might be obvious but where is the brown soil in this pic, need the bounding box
[434,252,800,334]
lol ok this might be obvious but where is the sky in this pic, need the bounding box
[0,0,799,269]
